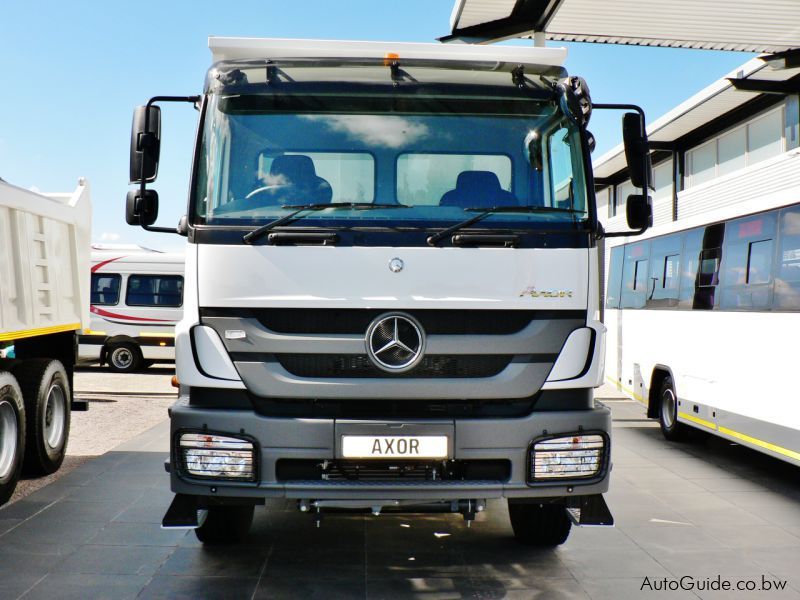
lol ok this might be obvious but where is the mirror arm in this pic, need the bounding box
[137,95,201,234]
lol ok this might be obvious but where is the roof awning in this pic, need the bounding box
[445,0,800,53]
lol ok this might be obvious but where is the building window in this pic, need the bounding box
[686,105,787,188]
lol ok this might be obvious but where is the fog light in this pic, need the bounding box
[530,434,605,481]
[178,432,256,481]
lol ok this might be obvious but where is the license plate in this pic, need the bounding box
[341,435,448,459]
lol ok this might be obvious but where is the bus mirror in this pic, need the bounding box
[622,112,652,190]
[626,194,652,230]
[126,189,159,226]
[130,105,161,183]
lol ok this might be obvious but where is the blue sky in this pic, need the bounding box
[0,1,754,252]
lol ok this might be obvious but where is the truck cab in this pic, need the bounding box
[128,38,651,545]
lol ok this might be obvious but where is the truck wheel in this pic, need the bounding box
[107,343,142,373]
[194,505,255,545]
[508,502,571,546]
[0,371,25,505]
[13,360,71,475]
[659,376,687,441]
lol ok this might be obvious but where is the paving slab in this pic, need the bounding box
[0,389,798,599]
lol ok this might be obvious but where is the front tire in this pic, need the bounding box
[508,502,571,546]
[658,376,687,441]
[107,343,142,373]
[0,371,25,505]
[194,505,255,545]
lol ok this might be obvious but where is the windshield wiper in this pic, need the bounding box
[242,203,409,244]
[426,206,582,247]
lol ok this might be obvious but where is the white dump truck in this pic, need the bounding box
[0,177,91,505]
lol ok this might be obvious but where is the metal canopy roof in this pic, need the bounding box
[592,56,800,180]
[445,0,800,53]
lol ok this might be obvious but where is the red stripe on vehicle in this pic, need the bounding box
[91,256,126,273]
[90,306,172,322]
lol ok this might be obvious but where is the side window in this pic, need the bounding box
[126,275,184,307]
[678,228,703,309]
[620,242,650,309]
[605,245,624,309]
[90,274,121,306]
[775,206,800,310]
[720,213,776,310]
[647,234,682,308]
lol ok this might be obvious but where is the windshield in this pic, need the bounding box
[193,93,589,230]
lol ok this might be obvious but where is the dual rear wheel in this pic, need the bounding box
[0,360,70,505]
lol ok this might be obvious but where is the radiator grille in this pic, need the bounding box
[275,354,512,378]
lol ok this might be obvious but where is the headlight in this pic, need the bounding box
[178,432,256,481]
[529,433,606,482]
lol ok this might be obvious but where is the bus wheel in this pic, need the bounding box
[107,343,142,373]
[659,376,687,441]
[0,371,25,505]
[508,502,571,546]
[13,360,71,475]
[195,505,255,545]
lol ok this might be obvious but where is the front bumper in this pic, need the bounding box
[167,394,612,501]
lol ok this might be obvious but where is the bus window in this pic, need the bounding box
[606,245,624,309]
[126,275,184,307]
[620,241,650,309]
[720,213,775,310]
[90,274,121,306]
[647,234,682,308]
[774,206,800,310]
[678,228,703,309]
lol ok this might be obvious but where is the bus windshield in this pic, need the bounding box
[193,92,589,231]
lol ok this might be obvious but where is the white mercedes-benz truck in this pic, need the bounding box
[127,38,652,545]
[0,178,91,505]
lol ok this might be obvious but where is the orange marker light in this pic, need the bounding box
[171,375,179,388]
[383,52,400,66]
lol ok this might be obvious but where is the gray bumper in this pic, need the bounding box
[168,395,612,501]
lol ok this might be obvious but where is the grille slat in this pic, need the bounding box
[275,354,512,378]
[201,308,583,335]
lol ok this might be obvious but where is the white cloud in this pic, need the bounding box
[99,232,121,241]
[301,115,429,149]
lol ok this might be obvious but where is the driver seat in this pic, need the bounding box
[268,155,332,204]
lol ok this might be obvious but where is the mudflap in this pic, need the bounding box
[162,494,203,529]
[566,494,614,526]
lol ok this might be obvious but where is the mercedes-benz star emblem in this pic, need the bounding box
[365,313,425,373]
[389,258,404,273]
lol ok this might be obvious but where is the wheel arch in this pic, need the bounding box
[648,365,674,419]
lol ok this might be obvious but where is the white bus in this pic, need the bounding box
[604,193,800,466]
[79,247,184,372]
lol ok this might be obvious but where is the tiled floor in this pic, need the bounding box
[1,399,798,599]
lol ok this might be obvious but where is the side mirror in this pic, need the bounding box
[129,106,161,183]
[626,194,652,230]
[126,189,159,226]
[622,112,652,190]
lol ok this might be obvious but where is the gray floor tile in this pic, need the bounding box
[0,517,22,535]
[257,577,367,600]
[0,500,51,520]
[645,547,770,578]
[89,521,190,546]
[582,577,698,600]
[557,547,671,580]
[36,499,126,522]
[157,546,269,577]
[0,515,105,547]
[701,525,800,549]
[138,575,259,599]
[52,543,174,576]
[620,524,727,551]
[20,572,149,600]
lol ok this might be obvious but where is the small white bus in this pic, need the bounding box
[79,246,184,372]
[604,194,800,466]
